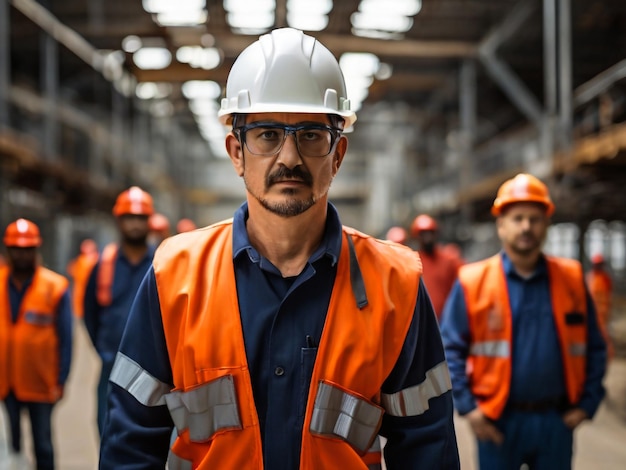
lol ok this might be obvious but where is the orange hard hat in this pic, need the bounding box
[385,226,408,244]
[149,213,170,232]
[591,253,605,265]
[410,214,438,237]
[80,238,98,255]
[491,173,554,216]
[112,186,154,217]
[176,218,197,233]
[3,218,42,247]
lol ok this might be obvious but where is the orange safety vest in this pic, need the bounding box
[586,269,613,360]
[0,265,69,402]
[458,254,588,420]
[68,251,99,317]
[96,243,118,306]
[153,221,421,469]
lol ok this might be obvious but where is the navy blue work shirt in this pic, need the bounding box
[100,202,460,469]
[83,244,155,364]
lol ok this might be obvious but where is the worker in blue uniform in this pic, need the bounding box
[99,28,459,469]
[440,174,606,470]
[83,186,156,437]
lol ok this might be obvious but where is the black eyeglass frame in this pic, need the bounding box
[233,122,343,158]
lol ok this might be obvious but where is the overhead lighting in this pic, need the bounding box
[133,47,172,70]
[340,52,381,112]
[122,35,142,53]
[176,46,222,70]
[143,0,204,13]
[156,10,208,26]
[182,80,222,100]
[286,0,331,31]
[352,0,421,38]
[136,82,173,100]
[224,0,275,34]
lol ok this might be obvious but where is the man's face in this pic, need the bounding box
[6,246,38,272]
[417,230,437,254]
[226,112,347,218]
[117,214,150,245]
[496,202,549,256]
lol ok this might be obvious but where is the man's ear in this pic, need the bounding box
[332,135,348,175]
[226,133,244,177]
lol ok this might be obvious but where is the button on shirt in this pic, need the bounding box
[100,202,460,469]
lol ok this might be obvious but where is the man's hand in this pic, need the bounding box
[563,408,588,430]
[466,408,504,444]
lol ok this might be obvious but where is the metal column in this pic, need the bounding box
[0,0,10,126]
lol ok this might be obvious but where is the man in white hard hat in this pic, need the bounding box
[100,28,459,469]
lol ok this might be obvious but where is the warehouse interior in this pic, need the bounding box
[1,0,625,292]
[1,0,626,468]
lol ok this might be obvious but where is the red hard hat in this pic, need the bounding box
[149,213,170,232]
[491,173,555,216]
[385,226,408,244]
[591,253,605,265]
[410,214,438,237]
[112,186,155,217]
[80,238,98,255]
[3,218,42,247]
[176,218,197,233]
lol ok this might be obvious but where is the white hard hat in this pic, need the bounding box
[218,28,356,128]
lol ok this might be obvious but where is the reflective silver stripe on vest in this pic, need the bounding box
[469,340,509,358]
[570,342,586,356]
[381,361,452,417]
[310,381,383,453]
[164,375,242,443]
[24,311,54,326]
[109,352,171,406]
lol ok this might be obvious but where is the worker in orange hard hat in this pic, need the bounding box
[440,173,606,470]
[176,218,197,234]
[148,213,172,246]
[586,253,614,362]
[1,219,73,469]
[83,186,157,436]
[66,238,99,318]
[410,214,461,319]
[385,226,408,245]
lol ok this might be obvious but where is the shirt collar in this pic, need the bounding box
[232,202,342,266]
[500,250,547,280]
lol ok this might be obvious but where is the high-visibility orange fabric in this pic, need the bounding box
[418,246,461,319]
[96,243,118,307]
[586,268,613,360]
[67,251,99,317]
[154,222,421,469]
[458,255,588,420]
[0,266,69,402]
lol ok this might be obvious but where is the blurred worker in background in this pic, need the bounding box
[66,238,99,318]
[385,225,408,245]
[0,219,73,470]
[410,214,461,319]
[586,253,614,362]
[440,173,606,470]
[148,212,171,246]
[83,186,156,437]
[176,217,197,234]
[100,28,459,469]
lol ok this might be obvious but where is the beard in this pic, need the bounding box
[245,165,322,218]
[122,233,148,246]
[510,231,541,255]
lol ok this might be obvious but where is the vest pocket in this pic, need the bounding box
[165,375,242,443]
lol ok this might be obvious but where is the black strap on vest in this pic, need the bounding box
[346,235,368,309]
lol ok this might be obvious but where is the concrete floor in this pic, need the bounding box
[2,322,626,469]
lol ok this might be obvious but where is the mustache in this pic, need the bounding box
[267,166,313,186]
